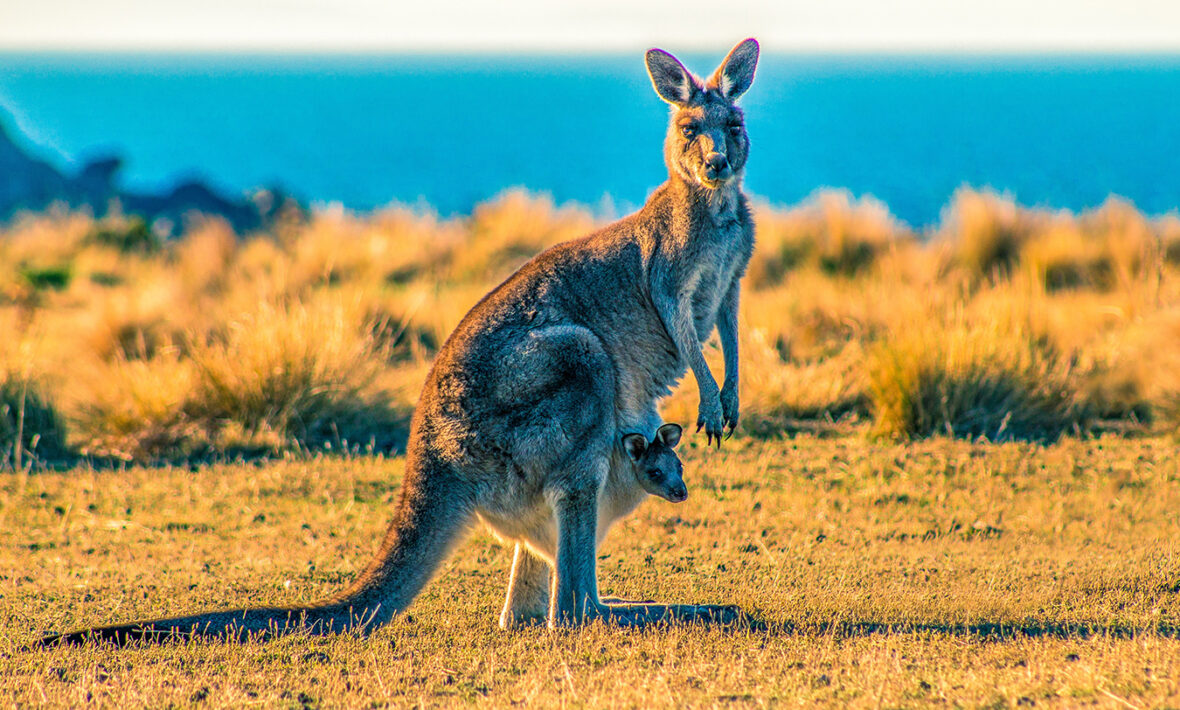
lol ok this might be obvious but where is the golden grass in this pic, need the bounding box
[5,436,1180,706]
[747,190,910,286]
[0,313,69,467]
[184,293,402,453]
[5,188,1180,705]
[867,320,1083,442]
[1,187,1179,466]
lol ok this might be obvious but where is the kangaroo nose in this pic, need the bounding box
[706,153,729,172]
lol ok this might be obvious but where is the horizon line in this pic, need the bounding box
[5,45,1180,57]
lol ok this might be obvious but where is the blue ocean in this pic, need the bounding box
[2,52,1178,226]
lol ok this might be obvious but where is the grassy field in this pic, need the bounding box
[2,188,1179,705]
[5,435,1180,707]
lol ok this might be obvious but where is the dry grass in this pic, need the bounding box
[184,294,401,452]
[4,436,1180,707]
[1,187,1179,466]
[4,188,1180,705]
[0,314,69,467]
[866,320,1084,442]
[747,190,910,286]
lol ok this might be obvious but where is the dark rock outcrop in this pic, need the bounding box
[0,113,302,234]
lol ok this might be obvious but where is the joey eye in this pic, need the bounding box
[680,125,696,139]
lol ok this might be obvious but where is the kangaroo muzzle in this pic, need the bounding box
[704,152,731,180]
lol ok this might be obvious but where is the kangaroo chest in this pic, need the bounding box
[686,220,749,341]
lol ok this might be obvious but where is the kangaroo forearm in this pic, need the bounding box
[721,341,739,390]
[717,283,741,387]
[718,318,739,388]
[654,286,719,396]
[670,309,719,395]
[689,345,719,396]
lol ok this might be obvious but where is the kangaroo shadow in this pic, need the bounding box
[722,615,1180,641]
[581,600,1180,640]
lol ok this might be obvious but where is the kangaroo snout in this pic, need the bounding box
[704,152,731,181]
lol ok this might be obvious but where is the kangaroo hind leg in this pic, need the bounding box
[548,454,743,628]
[499,543,552,629]
[548,474,607,627]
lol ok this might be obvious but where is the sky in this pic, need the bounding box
[1,0,1179,52]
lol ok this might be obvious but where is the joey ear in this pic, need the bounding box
[656,423,683,448]
[622,433,648,461]
[709,38,759,100]
[645,48,700,106]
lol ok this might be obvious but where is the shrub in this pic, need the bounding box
[87,216,161,254]
[747,191,907,287]
[185,296,406,452]
[0,372,70,468]
[18,263,72,291]
[71,354,202,461]
[942,188,1032,280]
[867,322,1085,442]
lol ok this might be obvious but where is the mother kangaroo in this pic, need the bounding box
[42,38,759,644]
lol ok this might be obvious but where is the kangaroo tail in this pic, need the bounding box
[37,452,476,647]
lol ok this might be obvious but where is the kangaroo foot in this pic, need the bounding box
[499,608,550,629]
[605,602,744,626]
[549,602,744,628]
[599,596,657,605]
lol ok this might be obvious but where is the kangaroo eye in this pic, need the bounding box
[728,124,743,135]
[680,126,696,139]
[647,470,662,481]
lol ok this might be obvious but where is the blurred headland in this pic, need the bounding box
[0,111,301,234]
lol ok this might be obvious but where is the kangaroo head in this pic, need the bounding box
[646,38,759,192]
[622,423,687,503]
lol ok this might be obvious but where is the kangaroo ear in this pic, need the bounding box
[646,48,700,106]
[656,423,683,448]
[622,433,648,461]
[709,38,759,100]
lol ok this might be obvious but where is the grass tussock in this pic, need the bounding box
[185,296,403,453]
[70,353,200,461]
[0,328,69,468]
[867,320,1085,442]
[0,376,68,469]
[1,186,1179,463]
[747,190,910,286]
[941,188,1031,280]
[447,189,595,282]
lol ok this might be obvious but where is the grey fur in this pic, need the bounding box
[38,38,758,645]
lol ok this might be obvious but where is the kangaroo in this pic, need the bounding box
[622,423,687,503]
[39,38,759,645]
